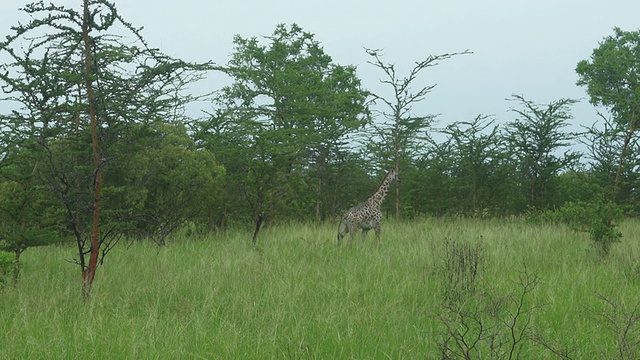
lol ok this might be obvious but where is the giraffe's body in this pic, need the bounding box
[337,170,398,246]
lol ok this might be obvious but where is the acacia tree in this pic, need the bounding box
[505,95,581,211]
[0,1,210,298]
[440,115,512,216]
[0,144,62,285]
[582,116,640,213]
[577,27,640,223]
[199,23,368,222]
[403,139,456,216]
[364,48,471,219]
[125,122,224,245]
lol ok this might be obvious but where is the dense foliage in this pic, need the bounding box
[0,2,638,246]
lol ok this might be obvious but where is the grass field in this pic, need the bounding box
[1,217,640,359]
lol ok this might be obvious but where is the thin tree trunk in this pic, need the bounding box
[394,159,400,221]
[221,205,227,231]
[12,249,21,286]
[81,0,102,299]
[315,175,322,222]
[252,213,264,245]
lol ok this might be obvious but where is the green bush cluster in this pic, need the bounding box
[530,195,623,256]
[0,251,14,287]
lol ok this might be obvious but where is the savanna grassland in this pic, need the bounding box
[2,218,640,359]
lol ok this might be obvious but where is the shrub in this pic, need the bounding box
[531,195,623,256]
[591,293,640,359]
[0,250,15,287]
[435,269,540,359]
[441,236,484,305]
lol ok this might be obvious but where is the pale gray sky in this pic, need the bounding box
[2,0,639,136]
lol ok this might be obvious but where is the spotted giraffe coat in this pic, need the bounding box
[337,170,398,246]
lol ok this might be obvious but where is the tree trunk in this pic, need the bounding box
[315,175,322,221]
[394,159,400,221]
[81,0,102,300]
[12,249,22,286]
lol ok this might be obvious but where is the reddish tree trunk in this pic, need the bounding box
[81,0,102,299]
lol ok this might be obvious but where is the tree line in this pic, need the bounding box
[0,1,638,295]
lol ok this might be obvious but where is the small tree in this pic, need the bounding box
[0,145,63,285]
[505,95,581,211]
[127,122,224,245]
[404,139,456,216]
[0,1,210,297]
[582,116,640,214]
[440,115,511,216]
[364,48,471,219]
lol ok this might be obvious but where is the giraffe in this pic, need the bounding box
[337,170,398,247]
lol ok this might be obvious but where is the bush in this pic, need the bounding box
[435,269,540,359]
[590,293,640,359]
[441,236,484,304]
[0,250,15,287]
[530,195,622,256]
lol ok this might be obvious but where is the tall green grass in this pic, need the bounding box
[1,218,640,358]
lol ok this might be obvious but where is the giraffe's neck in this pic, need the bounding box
[367,172,394,207]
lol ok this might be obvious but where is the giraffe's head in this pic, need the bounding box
[386,170,398,182]
[367,169,398,206]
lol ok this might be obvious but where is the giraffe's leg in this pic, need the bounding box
[361,228,369,243]
[374,225,381,247]
[348,226,357,247]
[337,220,348,246]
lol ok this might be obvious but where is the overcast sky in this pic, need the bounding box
[2,0,639,137]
